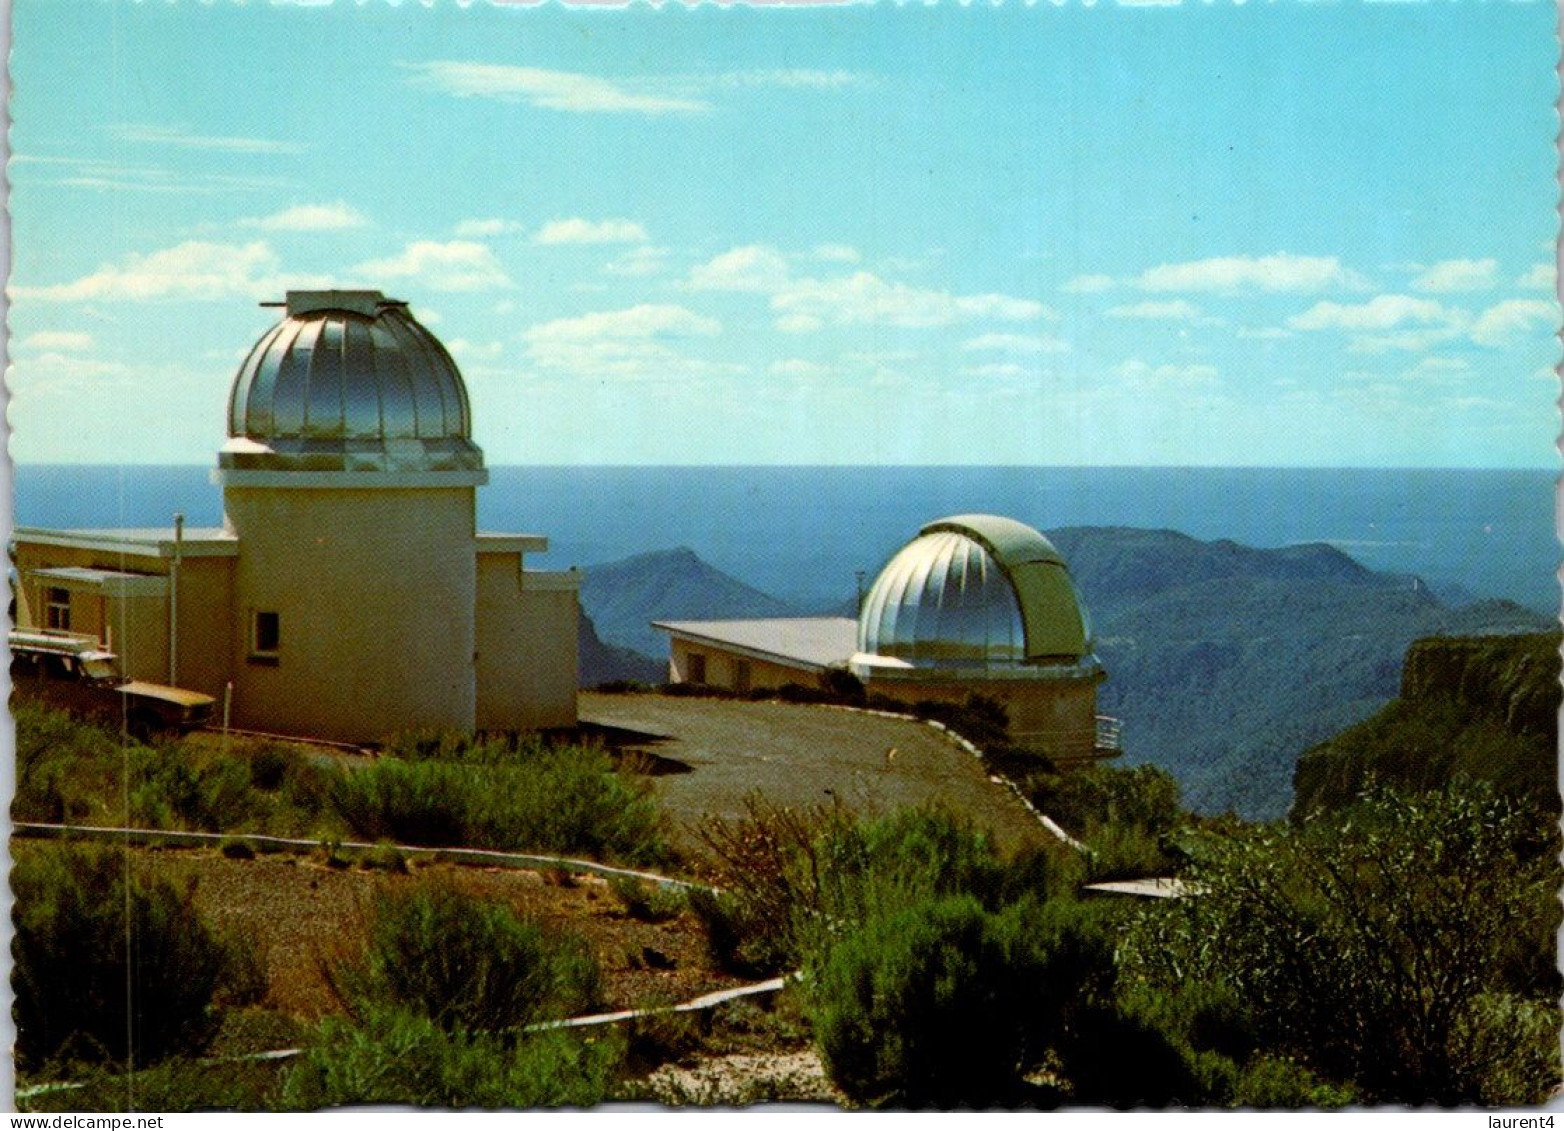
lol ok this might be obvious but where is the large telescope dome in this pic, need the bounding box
[857,514,1096,671]
[219,290,483,477]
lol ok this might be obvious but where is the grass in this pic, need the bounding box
[15,704,668,865]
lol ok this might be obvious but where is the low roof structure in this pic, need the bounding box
[652,617,857,673]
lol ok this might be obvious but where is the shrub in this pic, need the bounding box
[361,840,410,874]
[1026,763,1184,839]
[13,845,260,1071]
[17,1057,284,1113]
[820,666,867,705]
[610,877,685,923]
[808,895,1111,1108]
[691,799,1060,977]
[220,837,255,860]
[1126,784,1560,1104]
[330,739,666,864]
[343,883,601,1033]
[280,1004,619,1109]
[910,693,1013,751]
[248,747,291,791]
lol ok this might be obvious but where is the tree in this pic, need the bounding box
[1126,785,1560,1105]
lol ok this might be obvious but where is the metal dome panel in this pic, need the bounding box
[858,530,1028,667]
[856,515,1095,670]
[220,290,483,477]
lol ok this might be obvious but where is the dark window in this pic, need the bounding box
[45,587,71,632]
[687,653,707,685]
[253,611,281,655]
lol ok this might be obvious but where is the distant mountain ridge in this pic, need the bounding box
[577,612,664,688]
[577,529,1552,819]
[1292,632,1560,817]
[578,547,800,660]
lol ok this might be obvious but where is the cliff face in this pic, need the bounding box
[1292,632,1560,818]
[1399,634,1559,738]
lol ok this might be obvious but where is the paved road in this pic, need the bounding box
[580,692,1049,855]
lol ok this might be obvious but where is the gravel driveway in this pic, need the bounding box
[580,693,1048,855]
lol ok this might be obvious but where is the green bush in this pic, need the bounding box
[691,799,1073,978]
[343,883,601,1034]
[610,876,685,922]
[808,895,1113,1108]
[13,702,152,825]
[13,845,261,1071]
[17,1057,285,1113]
[220,837,255,860]
[280,1004,620,1109]
[248,747,291,791]
[1126,784,1560,1104]
[331,739,665,864]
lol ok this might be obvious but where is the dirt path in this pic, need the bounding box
[581,693,1049,855]
[10,840,739,1026]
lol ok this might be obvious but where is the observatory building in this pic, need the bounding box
[12,291,579,744]
[656,514,1118,763]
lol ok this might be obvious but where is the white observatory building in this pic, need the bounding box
[13,291,580,744]
[657,514,1119,764]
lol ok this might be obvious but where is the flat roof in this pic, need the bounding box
[476,531,549,554]
[14,526,239,559]
[652,617,857,673]
[28,565,170,597]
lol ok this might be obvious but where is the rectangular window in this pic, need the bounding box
[252,610,281,658]
[44,587,71,632]
[687,653,707,685]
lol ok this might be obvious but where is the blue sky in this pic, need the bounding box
[7,0,1558,467]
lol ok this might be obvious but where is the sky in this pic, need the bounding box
[6,0,1559,467]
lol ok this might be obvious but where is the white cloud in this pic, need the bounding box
[605,246,670,278]
[1347,329,1466,355]
[1288,294,1456,332]
[1403,357,1470,377]
[11,154,296,195]
[687,245,793,293]
[524,303,725,379]
[716,69,864,90]
[1061,273,1114,293]
[534,218,648,245]
[1108,299,1203,321]
[1409,258,1498,293]
[242,202,369,232]
[405,62,709,115]
[456,218,526,238]
[775,313,823,334]
[9,351,133,398]
[960,362,1031,379]
[1139,254,1365,294]
[528,304,720,344]
[769,358,831,379]
[19,331,93,351]
[1114,359,1220,385]
[108,123,304,154]
[1469,299,1558,347]
[354,240,512,291]
[961,332,1069,354]
[813,244,861,263]
[11,240,326,302]
[773,271,1052,331]
[1517,263,1557,291]
[446,338,504,360]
